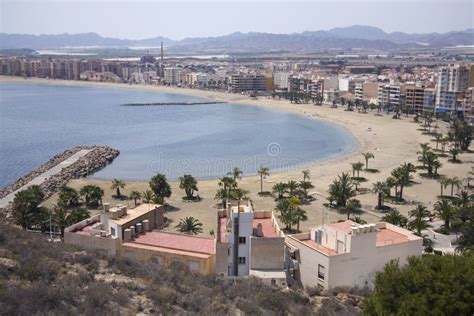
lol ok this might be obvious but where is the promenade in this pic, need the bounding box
[0,149,92,208]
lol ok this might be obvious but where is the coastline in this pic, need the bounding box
[5,75,468,234]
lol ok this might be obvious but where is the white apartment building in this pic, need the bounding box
[163,67,181,85]
[216,200,286,286]
[273,72,290,89]
[286,220,422,290]
[436,64,471,114]
[378,84,405,109]
[423,88,436,115]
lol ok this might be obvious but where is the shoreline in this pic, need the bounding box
[0,75,366,181]
[3,75,454,234]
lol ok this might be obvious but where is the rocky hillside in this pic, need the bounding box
[0,224,366,315]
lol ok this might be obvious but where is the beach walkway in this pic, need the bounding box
[0,149,92,208]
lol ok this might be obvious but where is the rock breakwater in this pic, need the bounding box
[0,145,119,217]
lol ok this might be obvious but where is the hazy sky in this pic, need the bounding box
[1,0,472,39]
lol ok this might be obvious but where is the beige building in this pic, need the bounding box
[285,220,423,289]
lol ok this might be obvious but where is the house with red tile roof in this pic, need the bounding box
[285,220,423,289]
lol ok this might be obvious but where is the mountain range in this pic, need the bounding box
[1,25,473,52]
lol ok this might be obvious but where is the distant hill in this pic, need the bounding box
[1,26,473,51]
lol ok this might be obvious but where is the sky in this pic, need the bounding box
[0,0,472,40]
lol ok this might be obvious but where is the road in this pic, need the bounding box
[0,149,92,208]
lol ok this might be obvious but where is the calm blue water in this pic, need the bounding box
[0,81,358,187]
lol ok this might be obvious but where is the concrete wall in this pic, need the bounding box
[296,240,331,289]
[120,244,215,275]
[216,241,230,276]
[250,237,285,270]
[64,231,120,255]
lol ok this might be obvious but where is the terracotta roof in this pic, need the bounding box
[376,228,410,247]
[252,218,279,238]
[127,230,215,255]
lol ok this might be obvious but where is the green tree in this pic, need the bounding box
[344,198,362,220]
[372,181,389,209]
[438,178,450,197]
[175,217,203,235]
[179,174,198,199]
[408,204,431,236]
[141,190,155,203]
[287,180,299,197]
[275,199,296,231]
[227,167,243,181]
[302,169,310,182]
[272,182,288,200]
[351,216,367,224]
[450,118,473,150]
[129,191,141,206]
[149,173,172,204]
[455,223,474,254]
[434,199,455,230]
[447,176,462,197]
[328,173,356,207]
[364,254,474,315]
[299,181,314,200]
[215,176,238,207]
[52,206,90,238]
[11,185,46,229]
[351,162,364,178]
[79,185,104,207]
[111,179,126,198]
[257,166,270,194]
[58,186,80,208]
[382,210,408,227]
[362,152,374,170]
[449,148,460,162]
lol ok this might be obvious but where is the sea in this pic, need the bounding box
[0,81,358,188]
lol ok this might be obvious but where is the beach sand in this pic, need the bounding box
[2,76,472,235]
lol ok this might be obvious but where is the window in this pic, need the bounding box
[110,227,116,237]
[238,257,246,264]
[238,236,246,244]
[318,264,325,280]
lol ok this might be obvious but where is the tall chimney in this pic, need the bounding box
[161,41,164,61]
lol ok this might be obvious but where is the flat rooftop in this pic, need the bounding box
[111,203,161,225]
[252,217,279,238]
[124,230,216,257]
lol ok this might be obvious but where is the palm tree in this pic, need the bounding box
[372,181,389,209]
[149,173,172,204]
[179,174,198,199]
[344,198,362,220]
[175,217,203,235]
[385,177,396,197]
[129,191,141,206]
[351,162,364,178]
[215,176,238,207]
[79,185,104,207]
[449,148,460,162]
[396,163,416,200]
[58,186,80,208]
[455,223,474,254]
[111,179,126,198]
[434,199,455,229]
[299,181,314,200]
[456,190,473,208]
[142,190,155,203]
[408,204,431,236]
[257,166,270,194]
[289,196,306,232]
[448,176,462,197]
[12,186,45,229]
[438,178,450,197]
[362,152,374,170]
[52,206,90,238]
[276,199,295,231]
[302,169,310,181]
[227,167,243,181]
[272,182,288,200]
[287,180,299,197]
[351,216,367,224]
[328,173,356,207]
[434,134,443,150]
[382,210,408,228]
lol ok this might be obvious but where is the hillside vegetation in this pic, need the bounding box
[0,224,363,315]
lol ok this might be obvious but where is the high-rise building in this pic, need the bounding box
[229,74,267,93]
[435,64,471,114]
[163,67,181,85]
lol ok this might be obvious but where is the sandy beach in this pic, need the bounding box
[2,76,472,234]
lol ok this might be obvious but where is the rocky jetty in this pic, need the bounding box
[0,146,119,217]
[121,101,226,106]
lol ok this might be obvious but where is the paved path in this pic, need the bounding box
[0,149,92,208]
